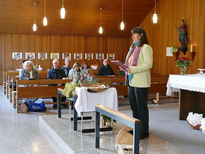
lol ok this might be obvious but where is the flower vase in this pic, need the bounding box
[180,66,187,75]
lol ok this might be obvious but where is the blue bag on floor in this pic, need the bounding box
[28,98,46,112]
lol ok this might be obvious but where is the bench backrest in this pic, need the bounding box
[16,79,72,98]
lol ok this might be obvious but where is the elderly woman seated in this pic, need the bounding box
[19,61,39,80]
[19,61,39,105]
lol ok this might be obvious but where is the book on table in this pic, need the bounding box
[111,60,128,71]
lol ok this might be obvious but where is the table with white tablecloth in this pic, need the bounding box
[166,74,205,120]
[57,87,118,131]
[74,87,118,116]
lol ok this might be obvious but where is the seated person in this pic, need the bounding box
[81,62,90,74]
[69,63,85,84]
[62,57,71,77]
[19,61,39,80]
[19,61,39,104]
[97,59,114,76]
[47,59,66,108]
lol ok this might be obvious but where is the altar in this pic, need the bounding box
[166,74,205,120]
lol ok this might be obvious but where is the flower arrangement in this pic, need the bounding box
[175,57,192,75]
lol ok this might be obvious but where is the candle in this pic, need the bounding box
[190,44,193,53]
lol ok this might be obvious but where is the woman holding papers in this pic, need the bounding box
[125,27,153,139]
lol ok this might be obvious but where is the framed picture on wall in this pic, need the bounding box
[107,53,115,60]
[62,53,71,59]
[96,53,104,60]
[50,53,60,59]
[38,53,47,60]
[12,52,22,60]
[85,53,93,60]
[25,52,35,60]
[74,53,82,60]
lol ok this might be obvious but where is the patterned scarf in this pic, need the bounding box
[124,43,142,82]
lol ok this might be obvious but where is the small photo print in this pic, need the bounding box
[50,53,60,59]
[38,53,47,60]
[166,47,173,57]
[107,53,115,60]
[85,53,93,60]
[74,53,82,60]
[25,52,35,60]
[12,52,22,60]
[96,53,104,60]
[62,53,71,59]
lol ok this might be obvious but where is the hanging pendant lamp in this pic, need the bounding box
[120,0,125,30]
[60,0,65,19]
[33,2,37,31]
[98,7,103,34]
[152,0,158,24]
[43,0,48,26]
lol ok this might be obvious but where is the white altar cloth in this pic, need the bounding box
[74,87,118,115]
[166,74,205,96]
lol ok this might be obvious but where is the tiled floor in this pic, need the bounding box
[40,113,190,154]
[0,86,189,154]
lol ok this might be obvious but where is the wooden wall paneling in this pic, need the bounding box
[0,35,4,84]
[40,35,51,70]
[60,36,73,67]
[85,36,99,67]
[72,36,85,66]
[140,0,205,76]
[5,34,13,70]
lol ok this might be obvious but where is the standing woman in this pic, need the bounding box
[125,27,153,139]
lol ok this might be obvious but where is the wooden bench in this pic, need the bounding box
[9,71,48,104]
[95,104,141,154]
[3,71,19,98]
[150,74,178,104]
[15,79,72,113]
[97,75,177,104]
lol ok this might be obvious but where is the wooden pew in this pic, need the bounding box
[9,71,48,104]
[149,74,178,104]
[5,71,19,98]
[3,71,7,95]
[95,104,141,154]
[97,75,177,104]
[15,79,72,113]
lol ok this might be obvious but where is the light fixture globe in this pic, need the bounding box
[43,16,48,26]
[152,13,158,24]
[33,23,37,31]
[99,26,103,34]
[60,7,65,19]
[120,21,125,30]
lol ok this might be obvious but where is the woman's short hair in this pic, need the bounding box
[72,62,80,69]
[23,61,33,69]
[131,27,149,47]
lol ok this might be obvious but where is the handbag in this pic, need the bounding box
[28,98,46,112]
